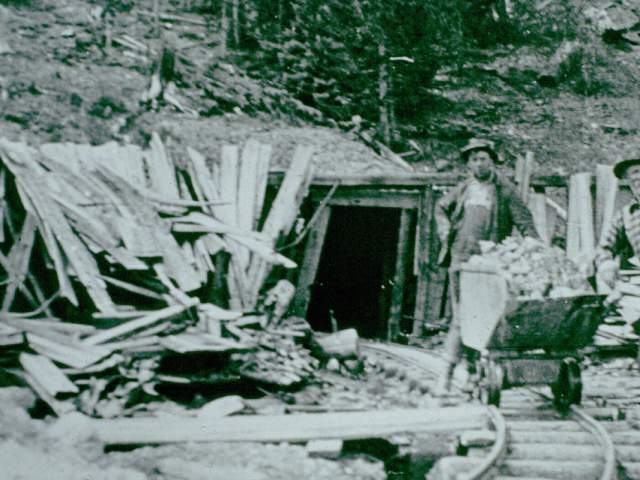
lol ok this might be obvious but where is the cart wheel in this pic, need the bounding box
[479,362,503,407]
[551,358,582,411]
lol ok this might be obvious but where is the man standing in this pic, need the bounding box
[596,158,640,287]
[435,138,539,393]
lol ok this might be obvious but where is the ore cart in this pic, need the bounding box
[458,265,606,409]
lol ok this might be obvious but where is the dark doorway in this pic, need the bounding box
[306,206,401,339]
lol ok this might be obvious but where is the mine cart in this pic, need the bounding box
[457,265,606,409]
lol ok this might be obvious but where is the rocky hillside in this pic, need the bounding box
[1,0,640,174]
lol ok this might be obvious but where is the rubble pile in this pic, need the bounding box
[466,236,593,298]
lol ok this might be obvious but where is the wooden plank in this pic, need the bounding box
[247,146,315,306]
[290,206,331,317]
[310,188,420,209]
[253,143,272,230]
[81,304,189,346]
[529,192,548,243]
[4,317,96,336]
[575,172,595,255]
[27,333,111,369]
[236,140,261,273]
[412,188,433,335]
[0,168,5,244]
[520,151,534,202]
[20,175,114,311]
[388,209,411,340]
[218,145,240,225]
[94,406,489,445]
[268,172,569,189]
[1,214,37,312]
[596,164,618,244]
[96,166,201,292]
[19,353,78,398]
[99,275,165,301]
[23,372,75,416]
[145,132,179,199]
[566,174,581,261]
[237,140,261,232]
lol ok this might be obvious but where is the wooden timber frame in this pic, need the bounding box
[269,172,571,340]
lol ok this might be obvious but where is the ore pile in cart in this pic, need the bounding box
[458,265,607,409]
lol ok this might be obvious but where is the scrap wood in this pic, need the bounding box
[3,317,96,336]
[160,334,240,353]
[99,275,165,301]
[172,211,269,241]
[19,353,78,398]
[146,132,180,200]
[247,145,315,306]
[596,164,618,244]
[27,333,112,369]
[81,304,190,346]
[92,406,489,444]
[0,214,38,311]
[22,371,75,416]
[197,302,243,321]
[26,178,114,311]
[253,143,272,230]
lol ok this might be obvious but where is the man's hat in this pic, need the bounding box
[613,158,640,179]
[460,138,502,164]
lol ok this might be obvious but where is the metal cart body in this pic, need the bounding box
[458,266,606,408]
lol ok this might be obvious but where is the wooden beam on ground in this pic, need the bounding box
[93,406,489,445]
[388,209,411,341]
[290,205,331,318]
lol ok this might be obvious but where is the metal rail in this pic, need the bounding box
[571,405,617,480]
[460,406,507,480]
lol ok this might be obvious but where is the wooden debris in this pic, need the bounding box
[82,304,189,346]
[27,333,111,369]
[247,145,315,306]
[19,353,79,399]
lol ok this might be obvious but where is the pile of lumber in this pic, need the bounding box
[6,303,320,418]
[0,136,313,315]
[0,135,317,416]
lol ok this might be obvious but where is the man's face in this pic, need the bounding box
[626,165,640,200]
[467,149,493,180]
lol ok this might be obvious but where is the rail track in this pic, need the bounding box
[362,342,640,480]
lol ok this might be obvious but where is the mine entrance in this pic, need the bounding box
[306,206,407,339]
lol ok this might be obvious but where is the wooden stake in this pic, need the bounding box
[596,164,618,244]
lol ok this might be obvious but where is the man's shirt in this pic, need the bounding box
[451,180,496,263]
[597,203,640,268]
